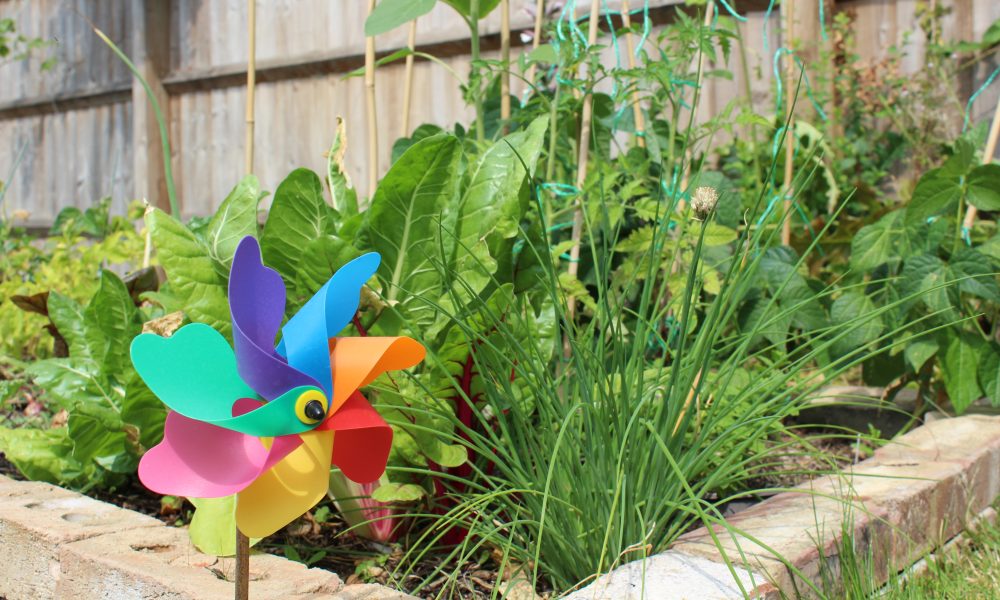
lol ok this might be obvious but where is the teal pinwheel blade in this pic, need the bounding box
[132,323,329,437]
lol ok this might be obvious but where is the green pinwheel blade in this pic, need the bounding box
[132,323,256,422]
[132,323,327,437]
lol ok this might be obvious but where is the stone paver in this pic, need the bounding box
[568,415,1000,600]
[561,551,771,600]
[0,474,415,599]
[0,479,162,600]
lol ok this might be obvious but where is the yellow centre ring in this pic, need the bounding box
[294,389,329,425]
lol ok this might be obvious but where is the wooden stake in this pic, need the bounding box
[500,0,511,134]
[365,0,379,196]
[244,0,256,175]
[620,0,646,147]
[402,19,417,136]
[565,0,601,337]
[961,97,1000,231]
[525,0,546,88]
[235,529,250,600]
[781,0,795,246]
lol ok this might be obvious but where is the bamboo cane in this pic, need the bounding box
[525,0,546,88]
[620,0,646,147]
[961,97,1000,232]
[402,20,417,137]
[236,3,256,596]
[564,0,601,339]
[244,0,256,175]
[781,0,795,246]
[500,0,511,134]
[366,0,379,196]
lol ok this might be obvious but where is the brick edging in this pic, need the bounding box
[564,415,1000,599]
[0,476,414,599]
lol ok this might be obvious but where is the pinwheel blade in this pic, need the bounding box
[235,429,334,538]
[230,237,321,400]
[324,391,393,484]
[138,406,302,498]
[131,323,257,422]
[328,336,426,413]
[279,252,381,397]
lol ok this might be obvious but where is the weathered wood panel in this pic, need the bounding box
[3,0,1000,225]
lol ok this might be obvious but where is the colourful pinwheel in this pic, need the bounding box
[132,236,424,537]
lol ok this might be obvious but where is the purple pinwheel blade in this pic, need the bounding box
[230,236,320,400]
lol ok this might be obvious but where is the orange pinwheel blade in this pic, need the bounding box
[328,336,425,413]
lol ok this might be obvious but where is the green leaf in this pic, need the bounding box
[47,292,105,362]
[147,208,231,336]
[700,222,737,247]
[84,271,143,375]
[189,496,261,556]
[614,226,653,253]
[900,254,957,318]
[26,358,115,411]
[0,426,91,486]
[205,175,262,273]
[446,117,548,294]
[830,291,882,351]
[851,210,905,271]
[905,168,962,224]
[391,123,445,165]
[261,169,337,294]
[904,338,939,372]
[979,345,1000,408]
[942,331,983,414]
[291,235,362,315]
[370,482,427,502]
[527,43,558,64]
[367,134,462,328]
[966,164,1000,211]
[442,0,501,19]
[950,247,1000,302]
[121,369,166,453]
[327,118,358,216]
[364,0,436,36]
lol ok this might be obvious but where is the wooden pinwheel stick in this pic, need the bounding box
[235,530,251,600]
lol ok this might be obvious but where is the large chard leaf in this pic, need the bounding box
[366,134,462,328]
[205,175,263,274]
[444,117,548,295]
[261,168,338,307]
[146,208,231,336]
[83,271,144,375]
[0,427,93,487]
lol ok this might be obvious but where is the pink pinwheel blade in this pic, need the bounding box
[138,407,302,498]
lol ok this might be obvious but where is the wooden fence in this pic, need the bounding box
[1,0,999,226]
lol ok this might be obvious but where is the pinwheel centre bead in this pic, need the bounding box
[294,389,329,425]
[304,400,325,421]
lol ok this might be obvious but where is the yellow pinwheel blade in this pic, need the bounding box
[235,429,333,538]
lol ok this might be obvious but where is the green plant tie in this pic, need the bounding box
[762,0,777,53]
[716,0,748,22]
[963,64,1000,132]
[819,0,828,41]
[772,48,828,120]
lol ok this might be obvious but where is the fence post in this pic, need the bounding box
[130,0,172,213]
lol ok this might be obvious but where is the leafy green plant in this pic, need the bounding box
[843,135,1000,415]
[0,270,164,491]
[0,202,146,361]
